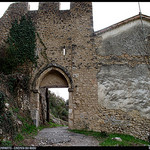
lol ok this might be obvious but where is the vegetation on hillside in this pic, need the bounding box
[0,90,34,146]
[0,15,38,146]
[49,90,69,122]
[0,89,67,146]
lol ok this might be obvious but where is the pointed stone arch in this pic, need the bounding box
[32,63,73,90]
[30,63,74,128]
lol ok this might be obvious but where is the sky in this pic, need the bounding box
[0,2,150,100]
[1,2,150,31]
[49,88,69,101]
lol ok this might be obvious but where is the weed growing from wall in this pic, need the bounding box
[0,91,17,139]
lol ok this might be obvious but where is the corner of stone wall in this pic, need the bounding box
[70,2,93,34]
[5,2,29,17]
[0,2,29,25]
[0,2,29,50]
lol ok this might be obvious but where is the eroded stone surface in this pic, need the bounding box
[98,64,150,119]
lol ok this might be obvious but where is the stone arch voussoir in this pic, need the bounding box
[32,63,73,92]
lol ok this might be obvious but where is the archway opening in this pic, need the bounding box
[38,69,70,126]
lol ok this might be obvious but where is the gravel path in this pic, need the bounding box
[31,127,99,146]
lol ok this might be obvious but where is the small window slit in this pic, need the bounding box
[63,48,66,55]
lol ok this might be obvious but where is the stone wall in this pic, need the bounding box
[95,21,150,140]
[26,2,98,131]
[0,3,28,48]
[97,64,150,119]
[0,74,30,112]
[96,22,150,56]
[0,2,150,141]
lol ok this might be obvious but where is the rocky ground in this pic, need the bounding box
[23,127,99,146]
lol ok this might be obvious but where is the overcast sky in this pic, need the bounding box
[1,2,150,31]
[49,88,69,101]
[0,2,150,100]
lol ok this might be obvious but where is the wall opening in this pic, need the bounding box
[29,2,39,10]
[59,2,70,10]
[63,48,66,55]
[37,68,71,126]
[49,88,69,123]
[31,65,73,128]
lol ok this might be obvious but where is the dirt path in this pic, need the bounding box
[23,127,99,146]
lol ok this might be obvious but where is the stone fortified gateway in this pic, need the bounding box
[0,2,150,141]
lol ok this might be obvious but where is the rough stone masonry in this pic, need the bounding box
[0,2,150,141]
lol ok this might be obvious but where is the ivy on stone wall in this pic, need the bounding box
[0,15,37,75]
[7,74,30,96]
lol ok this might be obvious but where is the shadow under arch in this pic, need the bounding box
[32,63,73,91]
[30,63,74,128]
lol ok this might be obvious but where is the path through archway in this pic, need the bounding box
[31,65,74,128]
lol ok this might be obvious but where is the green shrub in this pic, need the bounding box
[7,76,18,95]
[48,122,64,128]
[7,75,30,96]
[15,133,24,142]
[49,91,68,121]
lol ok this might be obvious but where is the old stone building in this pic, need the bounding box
[0,2,150,141]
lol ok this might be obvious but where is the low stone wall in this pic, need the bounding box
[73,103,150,141]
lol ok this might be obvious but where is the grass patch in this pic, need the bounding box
[15,133,24,142]
[0,140,12,146]
[101,133,150,146]
[12,107,19,113]
[48,122,65,128]
[69,129,108,140]
[22,123,38,135]
[13,121,65,146]
[21,121,65,137]
[69,129,150,146]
